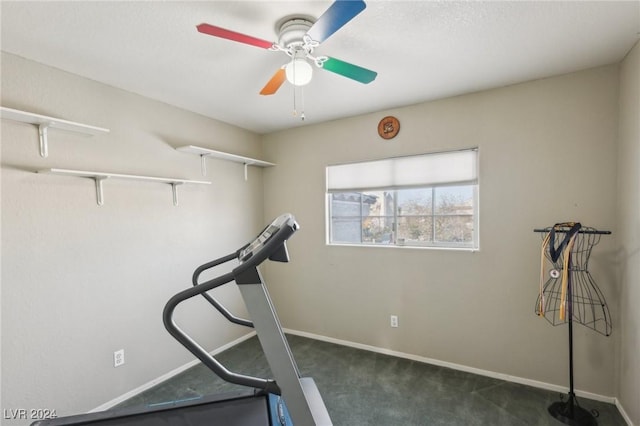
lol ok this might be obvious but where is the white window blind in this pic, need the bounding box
[327,149,478,192]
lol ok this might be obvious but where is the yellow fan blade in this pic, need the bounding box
[260,68,286,95]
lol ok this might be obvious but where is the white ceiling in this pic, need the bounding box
[1,1,638,134]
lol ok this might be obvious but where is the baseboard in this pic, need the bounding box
[89,331,257,413]
[283,328,618,405]
[615,398,635,426]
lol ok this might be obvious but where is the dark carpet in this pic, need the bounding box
[117,334,626,425]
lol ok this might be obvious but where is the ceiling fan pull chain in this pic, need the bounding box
[291,61,304,120]
[292,83,297,117]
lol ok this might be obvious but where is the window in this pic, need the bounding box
[326,149,478,249]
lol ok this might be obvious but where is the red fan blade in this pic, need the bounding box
[260,68,286,95]
[197,23,274,49]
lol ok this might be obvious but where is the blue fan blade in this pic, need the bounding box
[306,0,367,43]
[322,57,377,84]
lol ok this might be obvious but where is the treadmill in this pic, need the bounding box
[32,213,332,426]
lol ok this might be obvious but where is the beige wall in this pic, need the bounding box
[616,40,640,425]
[1,53,265,423]
[262,65,620,397]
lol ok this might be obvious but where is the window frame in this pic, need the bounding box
[325,149,479,250]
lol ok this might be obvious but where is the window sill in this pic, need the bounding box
[326,242,479,252]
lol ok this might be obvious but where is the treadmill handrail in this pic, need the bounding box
[163,271,281,395]
[164,215,298,396]
[192,251,239,281]
[192,249,253,328]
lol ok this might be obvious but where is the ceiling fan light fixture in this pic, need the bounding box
[285,58,313,86]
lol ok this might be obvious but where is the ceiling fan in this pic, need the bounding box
[196,0,377,96]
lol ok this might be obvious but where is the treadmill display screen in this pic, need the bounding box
[238,214,291,262]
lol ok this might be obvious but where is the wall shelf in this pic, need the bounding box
[38,168,210,206]
[176,145,275,180]
[1,106,110,158]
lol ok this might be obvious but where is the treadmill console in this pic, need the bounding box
[238,214,298,263]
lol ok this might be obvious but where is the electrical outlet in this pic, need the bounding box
[114,349,125,367]
[390,315,399,328]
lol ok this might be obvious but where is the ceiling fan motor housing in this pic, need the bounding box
[278,18,314,50]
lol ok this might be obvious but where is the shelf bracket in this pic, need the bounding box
[171,182,183,206]
[38,123,53,158]
[93,176,109,206]
[200,155,208,176]
[1,107,110,158]
[243,163,248,181]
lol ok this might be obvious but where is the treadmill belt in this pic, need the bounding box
[31,393,271,426]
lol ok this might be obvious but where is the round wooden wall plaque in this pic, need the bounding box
[378,116,400,139]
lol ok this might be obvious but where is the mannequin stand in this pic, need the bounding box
[548,396,597,426]
[534,225,611,426]
[547,304,597,426]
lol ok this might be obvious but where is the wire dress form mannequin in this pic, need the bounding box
[536,226,612,336]
[534,224,612,426]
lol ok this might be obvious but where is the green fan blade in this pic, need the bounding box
[322,57,377,84]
